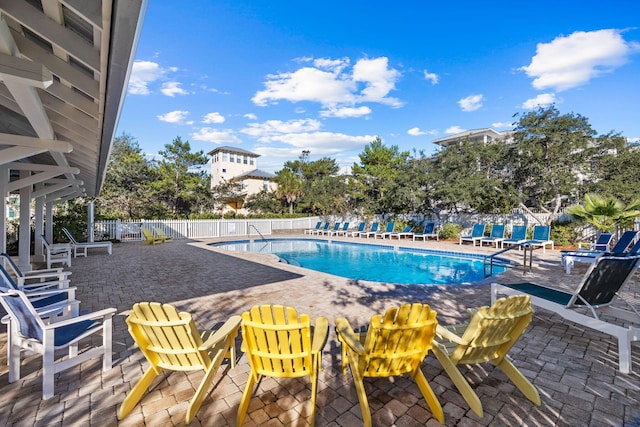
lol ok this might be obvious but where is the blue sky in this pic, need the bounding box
[116,0,640,173]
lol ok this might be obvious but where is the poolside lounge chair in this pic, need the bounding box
[141,228,162,244]
[491,255,640,373]
[154,227,173,242]
[432,295,540,417]
[362,222,380,238]
[387,225,414,239]
[329,222,350,236]
[118,302,240,424]
[62,227,113,257]
[345,222,366,237]
[1,253,71,290]
[41,235,72,268]
[336,303,444,425]
[311,222,330,235]
[586,232,614,251]
[561,230,638,273]
[0,263,76,311]
[501,225,528,249]
[459,224,486,246]
[237,305,328,427]
[525,225,554,252]
[413,222,438,241]
[373,221,395,239]
[479,224,506,248]
[304,221,322,235]
[322,222,341,235]
[0,288,115,399]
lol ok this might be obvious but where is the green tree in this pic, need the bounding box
[97,133,156,219]
[244,189,283,215]
[150,136,210,218]
[565,193,640,233]
[585,137,640,204]
[274,168,303,214]
[210,180,246,215]
[508,105,598,223]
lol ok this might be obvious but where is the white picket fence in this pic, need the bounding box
[94,218,319,242]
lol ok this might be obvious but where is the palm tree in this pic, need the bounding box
[566,194,640,233]
[275,168,303,214]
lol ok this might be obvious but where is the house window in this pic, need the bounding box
[250,158,254,165]
[222,152,228,161]
[222,168,226,173]
[229,154,234,163]
[243,156,248,164]
[263,180,269,190]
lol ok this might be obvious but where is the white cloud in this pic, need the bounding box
[252,56,402,109]
[458,94,484,112]
[320,106,372,118]
[157,110,189,123]
[191,128,242,144]
[244,113,258,120]
[628,137,640,143]
[161,81,189,97]
[520,29,640,91]
[407,127,426,136]
[423,69,439,84]
[445,126,466,134]
[202,112,225,124]
[241,119,322,140]
[491,121,513,129]
[128,61,165,95]
[521,93,557,109]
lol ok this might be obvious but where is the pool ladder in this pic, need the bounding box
[484,242,534,277]
[249,224,267,241]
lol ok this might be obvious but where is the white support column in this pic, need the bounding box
[33,183,45,262]
[45,201,54,243]
[87,200,94,242]
[18,170,31,271]
[0,165,7,254]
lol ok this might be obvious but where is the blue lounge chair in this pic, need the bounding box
[304,221,322,235]
[501,225,528,249]
[322,222,341,235]
[492,255,640,373]
[311,222,330,235]
[345,222,366,237]
[374,222,396,239]
[363,222,380,238]
[561,230,638,274]
[413,222,438,241]
[387,226,414,240]
[459,224,486,246]
[480,224,506,248]
[525,225,554,252]
[330,222,350,236]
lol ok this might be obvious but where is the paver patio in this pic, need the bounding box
[1,234,639,426]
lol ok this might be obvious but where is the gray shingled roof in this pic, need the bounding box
[207,146,259,157]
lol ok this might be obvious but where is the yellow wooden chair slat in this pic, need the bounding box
[336,303,444,426]
[118,302,240,424]
[432,295,541,417]
[141,228,162,245]
[237,304,328,426]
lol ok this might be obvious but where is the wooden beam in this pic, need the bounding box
[6,162,79,173]
[8,167,79,192]
[47,80,98,118]
[0,52,53,89]
[0,146,48,165]
[60,0,101,27]
[32,180,81,199]
[0,133,72,153]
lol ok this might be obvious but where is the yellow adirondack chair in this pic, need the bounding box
[155,227,173,242]
[335,303,444,426]
[431,295,540,417]
[237,305,328,426]
[141,228,162,244]
[118,302,241,424]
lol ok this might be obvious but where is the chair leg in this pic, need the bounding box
[349,361,372,427]
[310,369,318,426]
[118,367,161,420]
[103,317,113,371]
[236,373,257,426]
[496,358,541,405]
[413,368,444,424]
[187,343,228,424]
[42,344,55,400]
[431,346,483,417]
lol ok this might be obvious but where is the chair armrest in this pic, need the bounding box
[19,271,71,282]
[20,279,71,291]
[42,307,117,329]
[435,324,467,345]
[199,315,242,350]
[22,287,77,297]
[311,316,329,354]
[335,317,365,354]
[21,267,66,276]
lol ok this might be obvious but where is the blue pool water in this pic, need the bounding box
[210,238,506,285]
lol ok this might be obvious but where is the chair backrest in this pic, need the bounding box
[313,221,321,230]
[592,233,613,251]
[142,228,156,240]
[532,225,550,241]
[384,222,395,233]
[489,224,505,238]
[401,226,413,233]
[370,222,379,232]
[1,253,24,278]
[62,228,79,245]
[0,264,20,290]
[321,222,330,230]
[360,303,437,377]
[626,238,640,256]
[471,224,485,237]
[424,222,435,234]
[341,223,350,230]
[0,288,44,342]
[510,225,527,240]
[570,255,640,308]
[356,222,366,231]
[610,230,638,253]
[241,305,313,379]
[125,302,211,371]
[41,234,52,248]
[450,295,533,365]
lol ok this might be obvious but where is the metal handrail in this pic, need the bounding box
[484,242,534,277]
[249,224,266,241]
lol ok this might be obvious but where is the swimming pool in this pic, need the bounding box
[209,238,507,285]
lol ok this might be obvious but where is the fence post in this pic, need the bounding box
[116,219,121,241]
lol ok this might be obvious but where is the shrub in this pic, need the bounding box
[439,222,462,240]
[549,220,579,246]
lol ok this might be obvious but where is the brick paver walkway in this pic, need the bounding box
[1,235,639,426]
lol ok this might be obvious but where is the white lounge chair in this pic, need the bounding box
[41,235,71,269]
[63,228,113,258]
